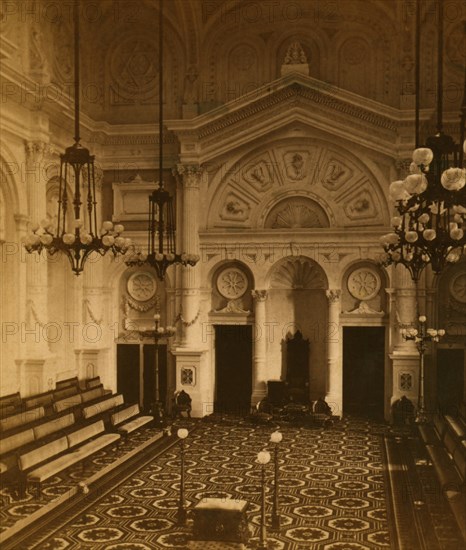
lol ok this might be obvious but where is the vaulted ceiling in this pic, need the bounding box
[1,0,464,128]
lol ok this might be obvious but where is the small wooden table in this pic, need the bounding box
[189,498,249,549]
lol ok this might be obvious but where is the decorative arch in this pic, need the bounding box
[264,196,330,229]
[268,256,328,290]
[207,137,390,229]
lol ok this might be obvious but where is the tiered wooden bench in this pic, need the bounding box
[0,392,22,418]
[0,412,76,477]
[55,377,80,390]
[82,394,125,422]
[0,406,46,432]
[418,406,466,538]
[110,404,153,437]
[18,419,120,496]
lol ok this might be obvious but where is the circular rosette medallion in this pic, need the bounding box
[450,272,466,303]
[347,268,381,301]
[216,267,248,299]
[127,272,157,301]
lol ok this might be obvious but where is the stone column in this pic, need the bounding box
[389,266,419,417]
[175,164,203,348]
[21,141,55,393]
[325,289,342,417]
[24,141,50,357]
[251,290,268,404]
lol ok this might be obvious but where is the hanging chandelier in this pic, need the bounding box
[23,0,130,276]
[380,2,466,281]
[124,0,199,280]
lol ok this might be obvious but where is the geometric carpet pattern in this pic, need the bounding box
[19,416,396,550]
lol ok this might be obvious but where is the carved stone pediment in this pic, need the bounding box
[167,75,398,163]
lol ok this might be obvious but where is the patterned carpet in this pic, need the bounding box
[6,416,403,550]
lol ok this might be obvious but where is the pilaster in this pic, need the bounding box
[325,289,342,417]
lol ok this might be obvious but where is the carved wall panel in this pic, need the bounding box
[227,43,260,97]
[282,150,312,182]
[338,37,372,98]
[243,155,276,193]
[219,191,252,223]
[51,18,73,86]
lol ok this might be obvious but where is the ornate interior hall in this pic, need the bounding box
[0,0,465,548]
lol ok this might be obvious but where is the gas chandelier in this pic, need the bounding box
[23,0,130,275]
[380,2,466,281]
[124,0,199,280]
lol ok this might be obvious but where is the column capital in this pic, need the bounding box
[173,164,204,187]
[25,140,51,163]
[326,289,341,303]
[251,289,268,302]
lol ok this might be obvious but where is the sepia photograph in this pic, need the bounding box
[0,0,465,548]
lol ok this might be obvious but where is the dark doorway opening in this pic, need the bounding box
[343,327,385,418]
[437,349,464,415]
[116,344,139,405]
[143,344,168,412]
[116,343,168,413]
[215,325,253,415]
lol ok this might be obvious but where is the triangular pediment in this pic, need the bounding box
[167,73,400,163]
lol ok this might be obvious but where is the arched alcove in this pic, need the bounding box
[264,196,330,229]
[266,256,328,400]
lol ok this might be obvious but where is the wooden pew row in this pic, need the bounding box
[0,392,22,418]
[0,386,107,435]
[55,377,80,390]
[110,404,153,437]
[0,412,75,476]
[418,409,466,539]
[0,392,117,477]
[18,419,120,497]
[0,406,46,433]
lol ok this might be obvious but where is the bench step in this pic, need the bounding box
[117,416,153,435]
